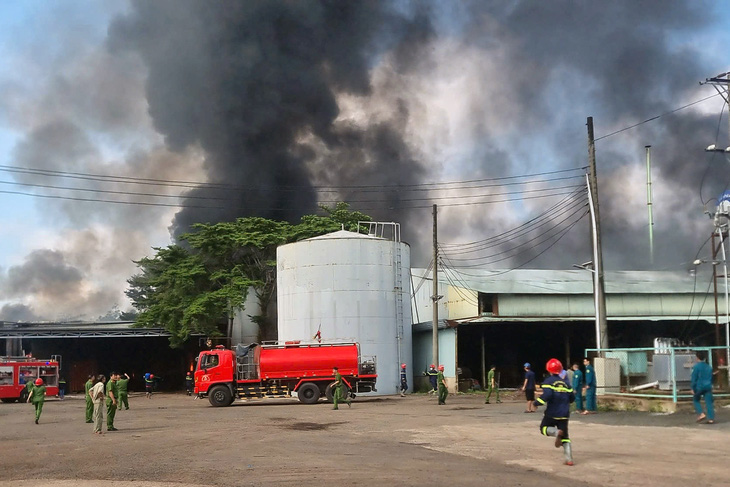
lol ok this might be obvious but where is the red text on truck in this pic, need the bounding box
[194,341,377,407]
[0,356,60,403]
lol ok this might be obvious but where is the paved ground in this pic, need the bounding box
[1,390,727,486]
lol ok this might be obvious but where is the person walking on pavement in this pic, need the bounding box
[437,365,448,405]
[425,364,438,394]
[90,375,106,434]
[534,358,576,466]
[521,363,537,412]
[27,378,47,424]
[331,367,351,410]
[399,363,408,397]
[117,373,130,410]
[84,374,94,423]
[692,351,715,424]
[484,365,501,404]
[582,358,597,414]
[185,372,194,396]
[58,377,66,400]
[106,372,119,431]
[145,373,154,399]
[571,362,584,414]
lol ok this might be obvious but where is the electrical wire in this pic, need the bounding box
[698,102,727,206]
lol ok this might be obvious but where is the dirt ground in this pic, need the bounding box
[1,390,727,487]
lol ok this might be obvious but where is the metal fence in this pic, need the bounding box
[584,346,730,403]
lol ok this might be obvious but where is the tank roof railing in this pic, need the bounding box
[260,339,358,348]
[357,221,400,242]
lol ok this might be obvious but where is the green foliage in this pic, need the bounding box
[127,203,372,347]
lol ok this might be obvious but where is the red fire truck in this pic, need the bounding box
[0,356,60,403]
[195,341,377,407]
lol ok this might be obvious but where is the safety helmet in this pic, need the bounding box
[187,372,191,376]
[150,374,155,379]
[34,378,43,386]
[430,364,435,368]
[145,373,150,379]
[546,358,563,375]
[401,363,406,369]
[523,362,531,368]
[438,365,445,371]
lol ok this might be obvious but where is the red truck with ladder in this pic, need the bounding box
[0,355,60,403]
[194,341,377,407]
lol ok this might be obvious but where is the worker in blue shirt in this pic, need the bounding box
[571,362,584,413]
[582,357,597,414]
[521,363,537,413]
[691,350,714,424]
[399,363,408,397]
[535,358,576,466]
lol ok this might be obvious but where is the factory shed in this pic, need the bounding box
[0,321,200,393]
[410,269,723,389]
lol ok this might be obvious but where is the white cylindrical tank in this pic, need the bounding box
[277,229,412,395]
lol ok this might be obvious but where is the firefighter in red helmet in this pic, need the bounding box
[27,378,47,424]
[534,358,575,466]
[399,363,408,397]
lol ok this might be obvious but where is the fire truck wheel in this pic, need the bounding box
[208,385,232,407]
[297,382,321,404]
[324,382,350,403]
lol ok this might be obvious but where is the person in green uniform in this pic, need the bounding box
[85,375,94,423]
[437,365,448,405]
[117,372,130,410]
[22,376,34,402]
[106,372,119,431]
[331,367,351,410]
[484,365,501,404]
[27,378,46,424]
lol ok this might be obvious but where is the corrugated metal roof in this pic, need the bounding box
[412,268,718,295]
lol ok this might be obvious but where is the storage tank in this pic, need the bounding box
[277,225,412,395]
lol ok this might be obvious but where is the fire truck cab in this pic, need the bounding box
[0,356,60,403]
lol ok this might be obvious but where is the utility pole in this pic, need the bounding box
[587,117,609,353]
[432,204,440,367]
[645,146,654,265]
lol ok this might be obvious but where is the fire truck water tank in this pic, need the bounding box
[277,229,412,395]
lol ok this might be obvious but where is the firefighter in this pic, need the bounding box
[27,378,46,424]
[106,372,119,431]
[145,373,155,399]
[84,374,94,423]
[332,367,351,410]
[534,358,575,466]
[437,365,448,405]
[399,363,408,397]
[58,377,66,400]
[185,372,194,396]
[424,364,438,394]
[117,373,130,410]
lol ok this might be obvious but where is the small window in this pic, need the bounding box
[200,354,219,369]
[0,366,13,386]
[479,293,496,315]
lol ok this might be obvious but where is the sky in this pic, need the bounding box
[0,0,729,322]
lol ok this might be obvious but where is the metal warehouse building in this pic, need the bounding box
[410,269,725,390]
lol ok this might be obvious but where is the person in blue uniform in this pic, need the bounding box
[571,362,584,413]
[425,364,438,394]
[399,363,408,397]
[521,363,537,413]
[691,351,714,424]
[185,372,194,396]
[535,358,575,466]
[582,357,596,414]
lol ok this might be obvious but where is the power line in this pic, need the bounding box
[595,92,723,142]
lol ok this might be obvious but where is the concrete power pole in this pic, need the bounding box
[432,204,440,367]
[587,117,609,353]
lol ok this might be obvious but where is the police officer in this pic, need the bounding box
[484,365,501,404]
[117,373,130,410]
[582,357,597,414]
[437,365,448,405]
[571,363,584,413]
[185,372,194,396]
[332,367,351,410]
[399,363,408,397]
[27,378,47,424]
[84,374,94,423]
[106,372,119,431]
[534,358,575,466]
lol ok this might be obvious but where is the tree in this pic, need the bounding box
[127,203,371,346]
